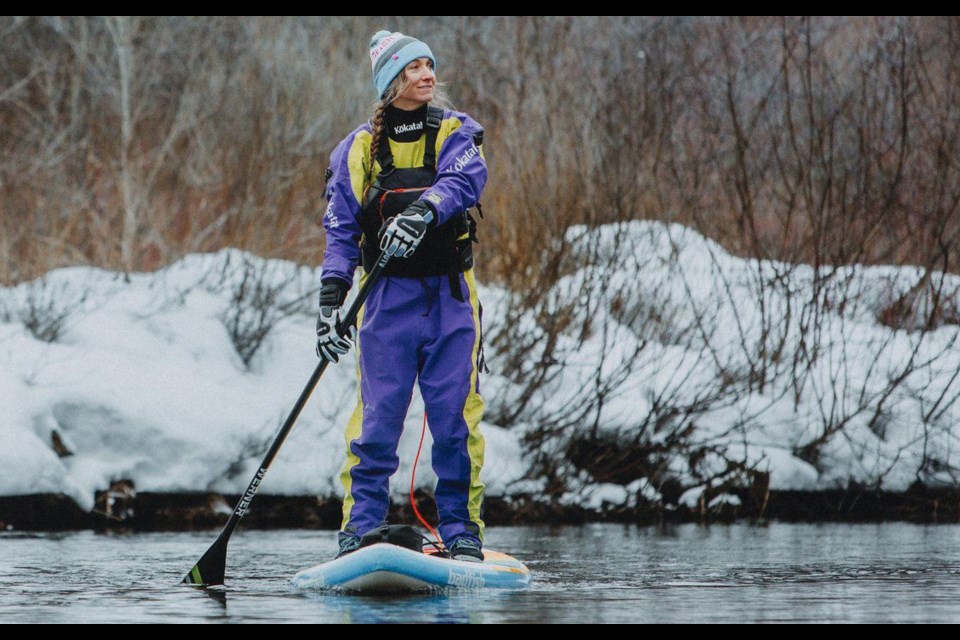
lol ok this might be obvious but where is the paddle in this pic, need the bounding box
[181,248,394,587]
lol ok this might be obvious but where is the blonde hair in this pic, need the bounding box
[368,73,455,181]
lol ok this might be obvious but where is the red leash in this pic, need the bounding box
[409,411,445,551]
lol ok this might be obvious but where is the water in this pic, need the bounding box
[2,523,960,623]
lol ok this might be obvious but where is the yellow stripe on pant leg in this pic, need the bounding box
[339,273,369,531]
[462,269,487,541]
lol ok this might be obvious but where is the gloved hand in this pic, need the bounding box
[316,280,356,363]
[379,200,434,258]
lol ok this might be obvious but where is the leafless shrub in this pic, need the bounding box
[876,276,960,331]
[217,253,315,369]
[210,422,278,488]
[0,17,957,283]
[485,222,760,499]
[17,277,87,343]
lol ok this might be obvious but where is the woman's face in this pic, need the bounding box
[393,58,435,109]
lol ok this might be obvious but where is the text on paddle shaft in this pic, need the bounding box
[235,468,267,517]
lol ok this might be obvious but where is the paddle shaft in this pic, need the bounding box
[228,249,388,531]
[183,248,393,585]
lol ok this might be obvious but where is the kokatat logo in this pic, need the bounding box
[393,122,424,136]
[324,202,340,228]
[452,145,479,172]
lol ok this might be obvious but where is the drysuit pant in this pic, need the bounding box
[339,270,485,545]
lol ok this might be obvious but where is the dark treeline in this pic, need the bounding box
[0,17,958,288]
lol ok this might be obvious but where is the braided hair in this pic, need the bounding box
[368,98,390,179]
[368,79,403,183]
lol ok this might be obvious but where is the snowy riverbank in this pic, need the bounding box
[3,222,960,525]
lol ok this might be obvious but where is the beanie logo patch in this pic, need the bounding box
[370,34,400,65]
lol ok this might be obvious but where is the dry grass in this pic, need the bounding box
[0,17,958,301]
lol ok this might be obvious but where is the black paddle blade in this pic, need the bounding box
[182,536,228,586]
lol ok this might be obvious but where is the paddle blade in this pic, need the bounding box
[182,536,228,586]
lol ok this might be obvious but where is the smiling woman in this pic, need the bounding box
[315,30,489,564]
[393,58,436,110]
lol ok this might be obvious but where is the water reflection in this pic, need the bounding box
[197,586,227,609]
[297,592,488,624]
[2,524,960,623]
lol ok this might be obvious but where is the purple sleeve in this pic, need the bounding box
[422,113,487,226]
[320,130,365,288]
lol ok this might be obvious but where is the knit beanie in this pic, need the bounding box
[369,30,436,100]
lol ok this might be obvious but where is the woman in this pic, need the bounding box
[316,30,487,562]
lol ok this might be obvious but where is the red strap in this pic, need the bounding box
[410,411,444,550]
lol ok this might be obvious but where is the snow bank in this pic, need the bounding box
[0,250,526,509]
[2,221,960,513]
[499,221,960,497]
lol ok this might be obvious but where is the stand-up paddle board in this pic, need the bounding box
[291,544,531,593]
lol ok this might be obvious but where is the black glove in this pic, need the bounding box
[379,200,434,258]
[316,280,355,363]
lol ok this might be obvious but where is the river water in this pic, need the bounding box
[2,523,959,623]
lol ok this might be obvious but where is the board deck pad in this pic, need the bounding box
[291,543,531,593]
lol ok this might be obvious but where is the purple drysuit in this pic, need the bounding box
[321,108,487,545]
